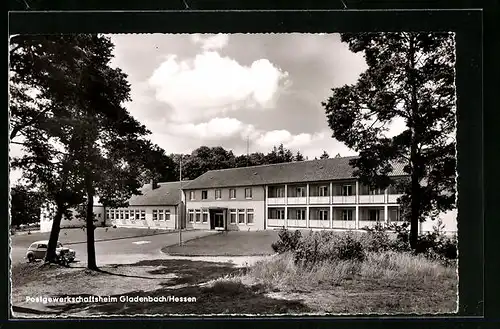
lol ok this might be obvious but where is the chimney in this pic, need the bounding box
[150,178,159,190]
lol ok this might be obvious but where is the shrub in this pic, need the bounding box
[271,228,302,253]
[294,231,365,267]
[360,222,392,252]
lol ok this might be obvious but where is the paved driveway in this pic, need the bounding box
[10,230,217,266]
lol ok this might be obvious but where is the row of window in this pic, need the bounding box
[269,209,354,221]
[189,188,253,201]
[107,209,146,221]
[229,209,254,225]
[188,209,209,223]
[270,185,396,197]
[268,209,397,221]
[152,209,171,221]
[187,209,255,225]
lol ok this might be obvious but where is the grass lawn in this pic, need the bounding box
[162,230,279,256]
[237,251,458,314]
[11,227,177,246]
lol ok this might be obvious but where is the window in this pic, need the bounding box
[277,209,285,219]
[158,209,164,221]
[230,209,237,224]
[189,191,195,200]
[238,209,245,224]
[215,189,222,200]
[319,186,329,197]
[369,187,383,195]
[342,209,354,221]
[276,187,285,198]
[120,210,124,220]
[135,210,140,220]
[165,210,171,221]
[319,209,329,221]
[130,210,136,223]
[195,209,201,223]
[188,209,194,223]
[245,188,252,199]
[202,190,208,200]
[296,209,306,220]
[369,209,380,221]
[140,210,146,220]
[296,187,305,197]
[202,210,208,223]
[247,209,254,224]
[124,210,129,220]
[98,213,102,218]
[342,185,353,196]
[153,210,158,221]
[110,211,115,220]
[229,189,236,199]
[106,210,110,220]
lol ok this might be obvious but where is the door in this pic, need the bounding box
[214,213,225,230]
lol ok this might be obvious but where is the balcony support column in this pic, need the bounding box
[384,205,388,224]
[356,181,359,204]
[330,206,333,229]
[329,182,333,204]
[284,184,288,229]
[355,205,360,230]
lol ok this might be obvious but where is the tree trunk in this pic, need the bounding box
[45,205,63,263]
[408,33,421,250]
[85,181,98,270]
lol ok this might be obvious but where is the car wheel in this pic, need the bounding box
[27,254,34,263]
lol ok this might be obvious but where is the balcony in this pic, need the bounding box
[309,196,330,204]
[359,194,385,204]
[331,195,357,204]
[387,194,403,203]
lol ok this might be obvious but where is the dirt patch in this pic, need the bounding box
[12,259,306,317]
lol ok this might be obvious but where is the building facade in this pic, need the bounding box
[107,181,186,230]
[39,200,106,233]
[182,157,457,233]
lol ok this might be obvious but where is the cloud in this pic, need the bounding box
[148,51,289,123]
[190,34,230,50]
[159,117,355,159]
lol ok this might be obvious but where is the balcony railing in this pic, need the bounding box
[309,196,330,204]
[287,197,307,205]
[331,195,357,204]
[358,195,385,203]
[268,197,286,205]
[387,194,403,203]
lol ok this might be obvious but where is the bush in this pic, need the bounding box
[294,231,365,267]
[360,222,392,252]
[271,228,302,253]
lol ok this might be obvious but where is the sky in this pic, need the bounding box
[10,33,409,184]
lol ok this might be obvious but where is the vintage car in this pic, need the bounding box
[25,240,76,263]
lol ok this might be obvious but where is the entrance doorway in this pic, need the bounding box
[214,213,224,230]
[209,208,227,230]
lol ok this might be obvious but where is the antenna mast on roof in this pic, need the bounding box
[246,135,250,167]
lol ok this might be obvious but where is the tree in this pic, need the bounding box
[294,151,305,161]
[320,151,330,159]
[265,144,294,164]
[10,35,164,269]
[322,32,456,249]
[10,185,43,227]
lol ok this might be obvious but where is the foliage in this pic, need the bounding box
[360,222,393,252]
[322,32,457,248]
[294,151,305,161]
[271,228,302,254]
[9,185,43,226]
[319,151,330,159]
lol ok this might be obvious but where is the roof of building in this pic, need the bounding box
[128,181,190,206]
[182,156,406,190]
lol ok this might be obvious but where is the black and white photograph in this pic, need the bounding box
[9,31,458,317]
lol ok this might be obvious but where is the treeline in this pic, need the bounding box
[155,144,337,182]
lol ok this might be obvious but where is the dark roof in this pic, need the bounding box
[128,181,190,206]
[182,156,406,190]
